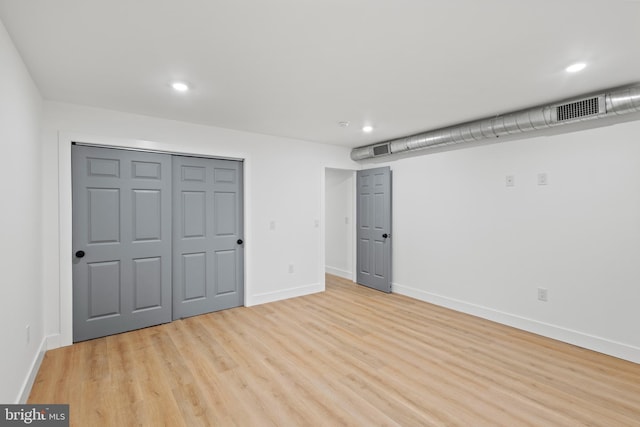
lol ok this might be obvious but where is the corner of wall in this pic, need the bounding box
[247,282,324,307]
[17,336,49,404]
[325,266,352,280]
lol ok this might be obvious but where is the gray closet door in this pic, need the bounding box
[356,167,392,293]
[172,156,244,319]
[72,145,172,342]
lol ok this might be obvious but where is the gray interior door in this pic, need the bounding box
[72,145,172,342]
[356,167,392,293]
[172,156,244,319]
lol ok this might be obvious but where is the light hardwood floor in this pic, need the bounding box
[30,274,640,426]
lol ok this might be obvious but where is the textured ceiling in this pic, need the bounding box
[0,0,639,147]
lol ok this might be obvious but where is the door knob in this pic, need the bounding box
[75,250,85,258]
[382,233,388,238]
[237,239,244,245]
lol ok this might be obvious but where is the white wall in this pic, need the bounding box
[0,19,44,402]
[41,101,358,347]
[325,168,355,279]
[390,119,640,362]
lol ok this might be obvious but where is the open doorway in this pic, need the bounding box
[324,168,356,281]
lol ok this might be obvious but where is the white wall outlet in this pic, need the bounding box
[538,173,548,186]
[345,217,349,225]
[314,219,320,228]
[288,264,294,274]
[269,220,276,231]
[538,287,548,302]
[506,175,515,187]
[26,324,30,344]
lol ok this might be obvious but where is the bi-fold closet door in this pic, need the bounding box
[72,145,244,342]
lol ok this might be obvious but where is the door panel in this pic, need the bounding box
[87,261,120,318]
[374,193,384,228]
[132,161,161,179]
[214,192,237,235]
[88,188,120,243]
[183,252,207,300]
[182,165,206,182]
[73,145,172,342]
[88,157,119,177]
[356,167,392,293]
[215,250,237,294]
[359,238,370,274]
[133,257,162,311]
[360,194,370,228]
[374,241,385,277]
[172,156,244,319]
[182,191,206,237]
[133,190,162,241]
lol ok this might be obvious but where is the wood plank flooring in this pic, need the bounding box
[30,274,640,426]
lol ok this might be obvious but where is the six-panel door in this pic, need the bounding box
[172,156,244,319]
[72,146,173,342]
[356,167,392,293]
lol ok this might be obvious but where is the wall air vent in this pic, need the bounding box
[372,143,390,156]
[555,96,603,122]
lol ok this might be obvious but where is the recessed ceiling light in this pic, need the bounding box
[565,63,586,73]
[362,125,373,133]
[171,82,189,92]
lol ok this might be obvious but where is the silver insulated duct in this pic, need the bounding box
[350,84,640,161]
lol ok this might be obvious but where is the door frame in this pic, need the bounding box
[57,132,251,347]
[323,168,358,282]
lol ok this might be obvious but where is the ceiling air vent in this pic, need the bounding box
[555,96,604,122]
[372,143,390,156]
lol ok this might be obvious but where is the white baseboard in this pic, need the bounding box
[18,336,49,404]
[325,266,352,280]
[393,282,640,364]
[45,333,62,350]
[248,282,324,306]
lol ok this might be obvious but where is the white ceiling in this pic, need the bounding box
[0,0,639,148]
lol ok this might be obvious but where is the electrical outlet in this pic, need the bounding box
[314,219,320,228]
[288,264,294,274]
[26,325,30,344]
[506,175,515,187]
[537,287,548,302]
[269,220,276,231]
[345,217,349,225]
[538,173,548,186]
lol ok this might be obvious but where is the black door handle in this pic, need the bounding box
[382,233,388,239]
[237,239,243,245]
[75,250,85,258]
